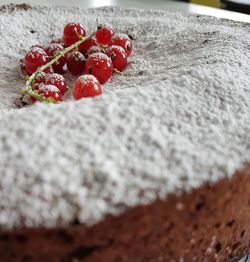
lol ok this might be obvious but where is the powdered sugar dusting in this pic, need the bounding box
[45,73,64,84]
[0,6,249,229]
[30,46,46,56]
[109,45,126,53]
[87,45,104,56]
[112,33,130,40]
[79,74,99,84]
[38,84,59,92]
[89,52,111,60]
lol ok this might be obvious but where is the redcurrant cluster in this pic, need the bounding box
[20,22,133,103]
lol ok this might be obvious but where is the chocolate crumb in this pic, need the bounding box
[215,242,221,253]
[225,219,235,227]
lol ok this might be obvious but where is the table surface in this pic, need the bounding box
[0,0,249,22]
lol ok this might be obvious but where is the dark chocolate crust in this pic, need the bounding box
[0,3,31,12]
[0,165,249,261]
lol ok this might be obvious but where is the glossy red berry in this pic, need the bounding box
[66,51,86,75]
[78,37,97,55]
[24,47,48,74]
[95,25,115,46]
[106,45,127,72]
[43,66,54,74]
[31,83,62,102]
[45,43,66,74]
[110,34,133,57]
[63,22,86,47]
[45,73,68,95]
[72,75,102,100]
[34,71,47,84]
[84,53,113,84]
[86,46,105,57]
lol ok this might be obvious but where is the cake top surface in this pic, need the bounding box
[0,5,249,229]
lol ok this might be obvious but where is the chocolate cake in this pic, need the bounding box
[0,3,249,261]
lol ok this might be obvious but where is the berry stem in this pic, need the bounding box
[23,33,94,103]
[113,68,122,75]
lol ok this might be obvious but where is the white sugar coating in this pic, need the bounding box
[89,52,111,60]
[110,45,125,51]
[39,84,59,92]
[89,46,102,51]
[45,73,65,83]
[29,46,47,57]
[0,5,249,229]
[79,74,100,84]
[87,45,103,53]
[49,43,63,48]
[112,33,130,40]
[46,43,64,54]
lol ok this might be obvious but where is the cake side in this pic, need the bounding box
[0,165,249,261]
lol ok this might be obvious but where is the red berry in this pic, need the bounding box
[34,71,47,84]
[72,75,102,100]
[95,25,114,46]
[110,34,133,57]
[106,45,127,72]
[45,73,68,95]
[43,66,54,74]
[84,53,113,84]
[45,43,66,74]
[66,51,86,75]
[31,83,62,102]
[78,37,97,55]
[20,59,52,78]
[24,47,48,74]
[63,22,86,47]
[86,46,106,57]
[20,59,30,78]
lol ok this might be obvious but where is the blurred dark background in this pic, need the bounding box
[178,0,250,14]
[0,0,249,16]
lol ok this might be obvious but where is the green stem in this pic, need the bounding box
[24,33,94,103]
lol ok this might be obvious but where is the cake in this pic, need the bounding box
[0,3,249,261]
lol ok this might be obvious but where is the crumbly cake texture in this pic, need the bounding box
[0,5,249,229]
